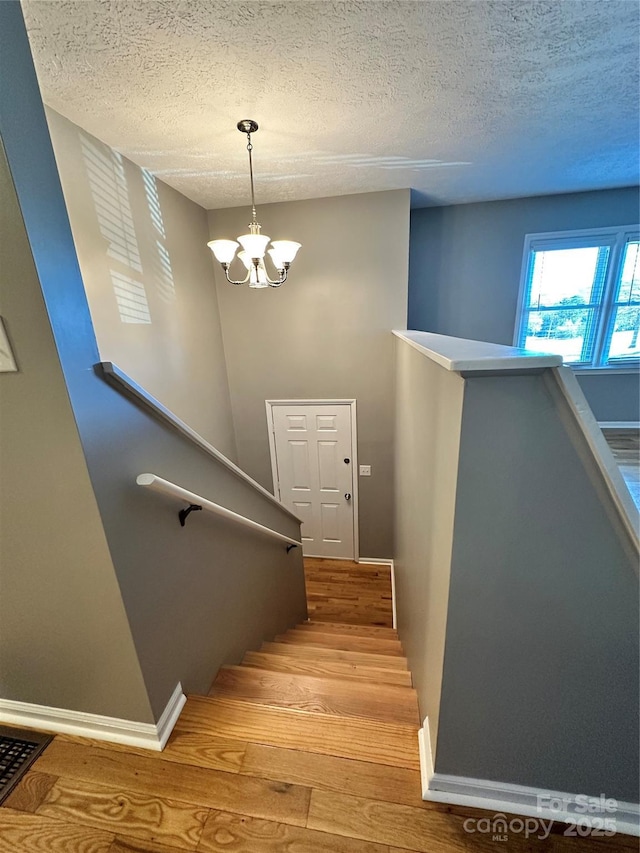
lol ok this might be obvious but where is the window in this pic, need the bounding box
[515,227,640,368]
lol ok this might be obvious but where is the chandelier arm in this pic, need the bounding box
[260,257,289,286]
[266,268,289,287]
[222,264,251,286]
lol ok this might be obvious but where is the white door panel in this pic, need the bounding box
[271,403,355,558]
[320,502,341,541]
[317,441,340,490]
[290,441,311,489]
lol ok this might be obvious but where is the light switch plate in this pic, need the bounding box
[359,465,371,476]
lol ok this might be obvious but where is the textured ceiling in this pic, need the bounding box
[22,0,640,209]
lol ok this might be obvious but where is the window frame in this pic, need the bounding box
[514,225,640,371]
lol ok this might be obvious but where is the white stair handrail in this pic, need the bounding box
[136,473,300,549]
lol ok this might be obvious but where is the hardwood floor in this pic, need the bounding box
[304,557,394,626]
[0,558,635,851]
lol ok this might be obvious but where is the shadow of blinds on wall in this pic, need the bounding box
[142,167,175,305]
[81,133,151,325]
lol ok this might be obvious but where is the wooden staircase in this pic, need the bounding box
[195,619,420,770]
[4,553,634,852]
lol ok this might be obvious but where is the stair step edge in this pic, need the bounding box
[216,664,417,695]
[189,694,420,732]
[241,653,413,686]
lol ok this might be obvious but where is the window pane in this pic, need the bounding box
[607,305,640,361]
[616,240,640,302]
[524,307,597,363]
[528,246,609,308]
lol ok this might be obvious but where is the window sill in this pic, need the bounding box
[570,366,640,376]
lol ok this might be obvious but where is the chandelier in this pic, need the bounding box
[207,120,301,288]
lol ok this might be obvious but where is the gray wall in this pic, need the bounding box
[208,190,410,558]
[409,188,640,422]
[393,338,464,753]
[0,140,154,722]
[0,1,307,722]
[436,371,639,802]
[45,108,236,459]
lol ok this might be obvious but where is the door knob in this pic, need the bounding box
[344,458,350,464]
[345,493,351,501]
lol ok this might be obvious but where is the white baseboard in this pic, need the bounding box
[358,558,396,629]
[418,719,434,793]
[390,561,397,629]
[0,682,186,751]
[418,718,639,837]
[155,683,188,749]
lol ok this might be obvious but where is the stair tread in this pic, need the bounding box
[261,641,408,670]
[306,612,394,629]
[178,695,420,770]
[300,621,398,639]
[210,666,419,726]
[306,578,391,590]
[242,652,413,687]
[276,629,403,656]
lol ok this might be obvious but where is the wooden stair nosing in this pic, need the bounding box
[209,665,419,726]
[306,605,393,616]
[177,695,420,771]
[304,577,392,589]
[241,651,413,687]
[307,614,394,629]
[261,641,409,670]
[276,630,404,656]
[300,621,398,639]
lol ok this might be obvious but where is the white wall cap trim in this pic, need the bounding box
[96,362,300,522]
[0,683,186,751]
[393,330,562,373]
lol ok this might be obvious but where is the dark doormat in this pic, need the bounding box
[0,726,53,804]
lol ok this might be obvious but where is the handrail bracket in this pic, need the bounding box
[179,504,203,527]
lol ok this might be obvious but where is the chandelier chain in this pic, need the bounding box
[246,133,257,224]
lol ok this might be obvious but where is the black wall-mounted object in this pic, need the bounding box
[179,504,203,527]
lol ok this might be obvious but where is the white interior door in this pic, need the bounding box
[269,402,355,559]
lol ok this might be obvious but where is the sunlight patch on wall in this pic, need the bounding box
[81,135,143,273]
[141,168,176,303]
[154,240,175,303]
[142,167,165,238]
[110,271,151,324]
